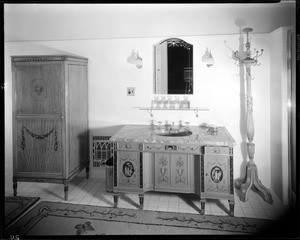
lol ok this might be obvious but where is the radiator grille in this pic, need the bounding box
[92,136,112,167]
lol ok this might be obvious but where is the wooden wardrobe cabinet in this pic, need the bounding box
[11,55,89,200]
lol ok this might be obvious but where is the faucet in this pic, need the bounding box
[164,121,171,132]
[150,120,155,130]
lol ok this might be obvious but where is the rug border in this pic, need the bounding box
[5,200,276,236]
[5,196,40,228]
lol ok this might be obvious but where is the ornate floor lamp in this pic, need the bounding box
[234,28,273,204]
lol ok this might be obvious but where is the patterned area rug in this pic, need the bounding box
[5,196,40,228]
[5,201,277,236]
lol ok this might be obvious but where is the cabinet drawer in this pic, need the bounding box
[203,146,230,155]
[117,142,141,151]
[144,143,201,154]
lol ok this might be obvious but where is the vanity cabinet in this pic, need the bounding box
[110,125,235,216]
[11,55,89,201]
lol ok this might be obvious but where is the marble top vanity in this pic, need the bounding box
[110,124,235,147]
[110,124,236,216]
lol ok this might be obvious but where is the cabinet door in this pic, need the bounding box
[14,63,63,115]
[171,154,189,188]
[15,118,63,176]
[155,153,171,187]
[117,151,140,189]
[203,154,230,195]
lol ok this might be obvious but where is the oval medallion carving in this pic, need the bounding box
[30,79,47,101]
[123,161,135,177]
[210,166,223,183]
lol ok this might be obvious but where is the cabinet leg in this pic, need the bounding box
[228,199,235,217]
[13,179,17,197]
[200,199,206,215]
[113,192,119,208]
[86,165,90,179]
[64,183,69,201]
[139,194,144,209]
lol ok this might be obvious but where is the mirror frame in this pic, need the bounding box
[154,38,193,95]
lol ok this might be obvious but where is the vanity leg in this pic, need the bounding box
[139,193,144,209]
[113,192,119,208]
[200,198,206,215]
[13,178,17,197]
[64,183,69,201]
[228,199,235,217]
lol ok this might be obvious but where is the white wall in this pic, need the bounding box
[270,27,292,205]
[4,3,296,41]
[5,33,272,187]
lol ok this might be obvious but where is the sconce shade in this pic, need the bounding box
[206,51,215,67]
[202,48,215,67]
[127,51,137,64]
[206,55,215,68]
[127,50,143,69]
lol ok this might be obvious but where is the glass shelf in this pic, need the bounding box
[135,107,210,117]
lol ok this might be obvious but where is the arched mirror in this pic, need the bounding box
[154,38,193,94]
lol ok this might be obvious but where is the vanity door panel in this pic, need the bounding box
[155,153,171,187]
[117,151,140,189]
[203,153,230,196]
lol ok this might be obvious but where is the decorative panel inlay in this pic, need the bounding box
[204,156,229,193]
[21,125,58,151]
[122,161,135,177]
[118,151,139,188]
[118,142,140,151]
[201,155,204,192]
[172,154,188,187]
[230,156,234,194]
[114,143,117,187]
[140,152,143,188]
[30,79,47,101]
[156,153,170,185]
[210,166,223,183]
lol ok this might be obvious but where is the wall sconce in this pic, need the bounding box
[127,50,143,69]
[202,48,215,68]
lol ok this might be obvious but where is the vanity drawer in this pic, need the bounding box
[203,146,231,155]
[144,143,201,154]
[117,142,141,151]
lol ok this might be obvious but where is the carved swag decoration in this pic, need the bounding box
[21,126,58,151]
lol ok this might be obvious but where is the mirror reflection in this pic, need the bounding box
[154,38,193,95]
